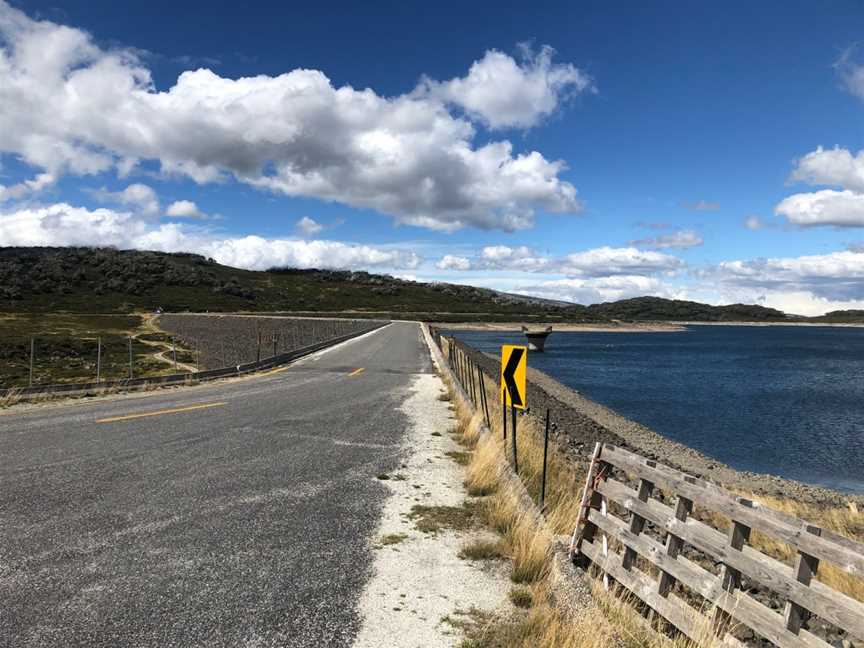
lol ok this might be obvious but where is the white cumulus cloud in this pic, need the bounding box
[418,44,593,130]
[710,249,864,304]
[433,245,682,277]
[0,2,582,232]
[92,183,160,216]
[559,246,683,277]
[789,146,864,193]
[0,172,55,202]
[436,254,471,271]
[165,199,206,219]
[778,147,864,228]
[775,189,864,227]
[296,216,323,236]
[513,275,679,305]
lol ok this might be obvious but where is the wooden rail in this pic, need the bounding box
[571,443,864,648]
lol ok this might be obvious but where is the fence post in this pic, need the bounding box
[257,331,262,363]
[96,337,102,383]
[29,337,35,387]
[511,403,518,475]
[477,364,490,426]
[128,336,133,380]
[172,337,177,370]
[195,339,200,372]
[540,408,550,511]
[569,442,603,563]
[713,501,753,637]
[783,525,823,634]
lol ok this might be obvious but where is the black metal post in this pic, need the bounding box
[511,404,518,474]
[540,408,550,511]
[128,336,133,380]
[256,331,262,363]
[29,337,34,387]
[477,365,490,426]
[502,399,507,441]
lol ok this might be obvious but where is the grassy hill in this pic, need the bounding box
[0,246,861,324]
[585,296,793,322]
[0,247,593,322]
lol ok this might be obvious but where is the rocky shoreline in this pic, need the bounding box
[525,363,864,507]
[450,338,864,507]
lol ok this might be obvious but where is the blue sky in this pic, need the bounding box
[3,0,864,314]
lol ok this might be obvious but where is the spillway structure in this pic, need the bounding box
[521,325,553,352]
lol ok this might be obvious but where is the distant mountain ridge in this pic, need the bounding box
[0,247,859,323]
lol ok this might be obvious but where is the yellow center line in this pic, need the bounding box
[348,367,366,377]
[259,366,290,377]
[96,402,227,424]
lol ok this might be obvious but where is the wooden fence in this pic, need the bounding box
[570,443,864,648]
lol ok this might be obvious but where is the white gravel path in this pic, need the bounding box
[352,371,510,648]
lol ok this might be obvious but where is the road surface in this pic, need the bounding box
[0,322,433,648]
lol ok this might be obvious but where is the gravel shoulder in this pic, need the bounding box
[352,372,510,648]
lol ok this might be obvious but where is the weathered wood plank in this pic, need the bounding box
[581,537,746,648]
[596,477,864,640]
[601,444,864,577]
[659,495,692,597]
[570,442,604,562]
[715,512,752,638]
[587,509,832,648]
[622,477,654,571]
[784,525,822,635]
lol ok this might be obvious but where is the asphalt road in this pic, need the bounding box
[0,322,433,648]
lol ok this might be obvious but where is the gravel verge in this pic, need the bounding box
[352,372,510,648]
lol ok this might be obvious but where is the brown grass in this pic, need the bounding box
[459,539,507,561]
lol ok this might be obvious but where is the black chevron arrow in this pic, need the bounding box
[502,347,525,407]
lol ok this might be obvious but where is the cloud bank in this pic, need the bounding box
[0,1,585,232]
[0,203,420,271]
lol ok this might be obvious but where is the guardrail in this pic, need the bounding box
[571,442,864,648]
[0,322,388,401]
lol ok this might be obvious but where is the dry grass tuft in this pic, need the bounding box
[508,585,533,609]
[0,389,23,408]
[446,450,473,466]
[465,436,503,497]
[459,539,507,561]
[408,502,478,534]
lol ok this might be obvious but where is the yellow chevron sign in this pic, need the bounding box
[500,344,527,409]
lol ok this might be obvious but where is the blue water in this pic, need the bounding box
[453,326,864,493]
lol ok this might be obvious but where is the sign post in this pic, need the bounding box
[500,345,527,473]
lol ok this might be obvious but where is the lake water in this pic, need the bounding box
[452,325,864,493]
